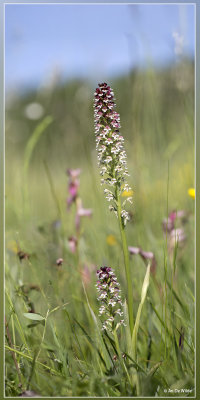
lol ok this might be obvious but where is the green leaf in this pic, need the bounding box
[147,361,163,377]
[27,321,45,328]
[123,300,132,356]
[132,263,151,361]
[24,116,53,175]
[23,313,45,321]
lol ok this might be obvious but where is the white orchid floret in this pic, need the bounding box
[108,300,116,307]
[101,283,108,289]
[99,292,107,300]
[115,309,123,316]
[122,197,133,207]
[105,156,112,164]
[108,178,117,186]
[121,210,130,225]
[104,188,113,196]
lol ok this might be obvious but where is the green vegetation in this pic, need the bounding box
[5,60,195,397]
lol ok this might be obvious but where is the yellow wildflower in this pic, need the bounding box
[122,189,134,197]
[106,234,117,246]
[188,188,195,199]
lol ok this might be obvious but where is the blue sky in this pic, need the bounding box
[5,4,195,90]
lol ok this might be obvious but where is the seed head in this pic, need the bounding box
[96,266,125,332]
[94,83,132,225]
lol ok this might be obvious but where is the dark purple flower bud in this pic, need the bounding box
[56,258,63,266]
[17,250,30,262]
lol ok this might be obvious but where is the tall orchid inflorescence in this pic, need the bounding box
[96,266,125,332]
[94,83,132,226]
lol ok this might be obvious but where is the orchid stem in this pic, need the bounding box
[116,188,134,335]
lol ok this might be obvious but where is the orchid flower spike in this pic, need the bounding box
[94,83,132,226]
[96,266,125,332]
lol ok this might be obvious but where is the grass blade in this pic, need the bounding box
[132,263,151,361]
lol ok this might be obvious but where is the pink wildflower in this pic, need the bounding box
[75,198,92,232]
[66,168,81,209]
[68,236,77,254]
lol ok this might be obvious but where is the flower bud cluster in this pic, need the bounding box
[96,266,125,332]
[94,83,132,225]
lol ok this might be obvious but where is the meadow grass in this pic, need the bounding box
[5,62,195,397]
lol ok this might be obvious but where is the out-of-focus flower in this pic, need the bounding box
[17,250,30,262]
[169,228,186,248]
[94,83,132,226]
[106,234,117,246]
[162,217,174,233]
[121,189,134,197]
[66,168,81,209]
[162,210,188,233]
[56,258,63,266]
[67,168,81,180]
[75,198,92,232]
[140,250,154,260]
[188,188,195,199]
[128,246,140,255]
[66,168,92,236]
[128,246,156,274]
[68,236,77,254]
[24,102,44,120]
[162,209,188,255]
[96,266,125,332]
